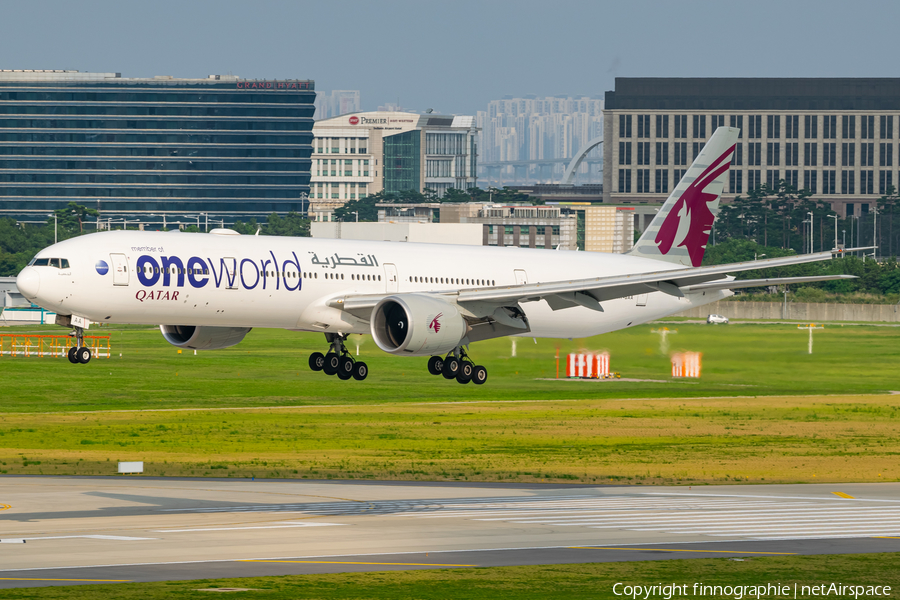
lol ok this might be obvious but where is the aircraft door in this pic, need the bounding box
[110,253,129,286]
[384,263,399,293]
[514,269,528,285]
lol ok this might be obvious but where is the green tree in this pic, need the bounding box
[56,202,99,233]
[265,211,310,237]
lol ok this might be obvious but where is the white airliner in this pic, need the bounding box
[15,127,853,384]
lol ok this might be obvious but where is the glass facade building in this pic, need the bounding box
[0,71,315,223]
[384,130,421,194]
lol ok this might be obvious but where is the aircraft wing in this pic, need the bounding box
[328,248,858,320]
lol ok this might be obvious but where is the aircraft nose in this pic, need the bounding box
[16,267,40,300]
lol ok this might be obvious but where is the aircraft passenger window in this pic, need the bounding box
[341,273,344,280]
[378,275,381,281]
[60,259,70,269]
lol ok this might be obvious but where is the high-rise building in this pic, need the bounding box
[0,70,315,224]
[314,90,361,120]
[477,96,604,184]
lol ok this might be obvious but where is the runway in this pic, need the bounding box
[2,476,900,588]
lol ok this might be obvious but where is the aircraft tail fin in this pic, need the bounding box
[627,126,739,267]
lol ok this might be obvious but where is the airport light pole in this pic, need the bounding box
[200,212,208,232]
[807,212,814,253]
[47,213,57,244]
[351,211,358,223]
[873,205,878,260]
[802,217,811,254]
[827,214,838,250]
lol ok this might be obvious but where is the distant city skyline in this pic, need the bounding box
[3,0,899,116]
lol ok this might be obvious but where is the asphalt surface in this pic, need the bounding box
[2,477,899,588]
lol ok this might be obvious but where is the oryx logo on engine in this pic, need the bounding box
[428,313,443,333]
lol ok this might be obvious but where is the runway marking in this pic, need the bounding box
[0,535,153,542]
[156,523,345,532]
[833,492,856,499]
[570,546,796,555]
[644,492,900,504]
[240,559,477,567]
[874,536,900,539]
[0,504,10,511]
[0,577,132,582]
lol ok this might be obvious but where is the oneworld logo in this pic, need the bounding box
[135,252,303,295]
[95,260,109,275]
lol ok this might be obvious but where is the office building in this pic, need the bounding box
[310,221,482,245]
[604,78,900,217]
[440,203,578,250]
[0,70,315,224]
[314,90,361,120]
[309,111,478,220]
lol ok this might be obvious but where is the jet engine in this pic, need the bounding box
[159,325,252,350]
[371,295,468,356]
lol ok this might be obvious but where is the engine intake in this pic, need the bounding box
[371,294,467,356]
[160,325,252,350]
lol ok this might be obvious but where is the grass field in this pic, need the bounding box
[4,554,900,599]
[1,322,899,483]
[1,321,899,413]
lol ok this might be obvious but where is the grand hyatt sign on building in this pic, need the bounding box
[236,80,312,90]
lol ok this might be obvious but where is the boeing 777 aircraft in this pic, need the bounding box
[15,127,853,384]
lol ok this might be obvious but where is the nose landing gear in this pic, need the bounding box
[67,326,91,365]
[308,333,368,381]
[427,347,487,385]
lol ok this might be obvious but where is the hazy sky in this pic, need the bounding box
[3,0,899,115]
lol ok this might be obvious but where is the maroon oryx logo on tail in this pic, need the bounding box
[655,144,735,267]
[429,313,443,333]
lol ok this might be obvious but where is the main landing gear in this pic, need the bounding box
[308,333,368,381]
[66,326,91,365]
[427,347,487,385]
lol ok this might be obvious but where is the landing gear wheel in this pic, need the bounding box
[352,361,368,381]
[323,352,339,376]
[76,347,92,364]
[427,356,443,375]
[456,362,473,384]
[472,365,488,385]
[442,356,461,380]
[337,371,352,380]
[67,347,78,364]
[309,352,325,372]
[338,356,355,376]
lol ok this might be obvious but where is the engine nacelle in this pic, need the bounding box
[159,325,252,350]
[371,294,467,356]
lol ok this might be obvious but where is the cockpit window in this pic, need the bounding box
[28,257,69,268]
